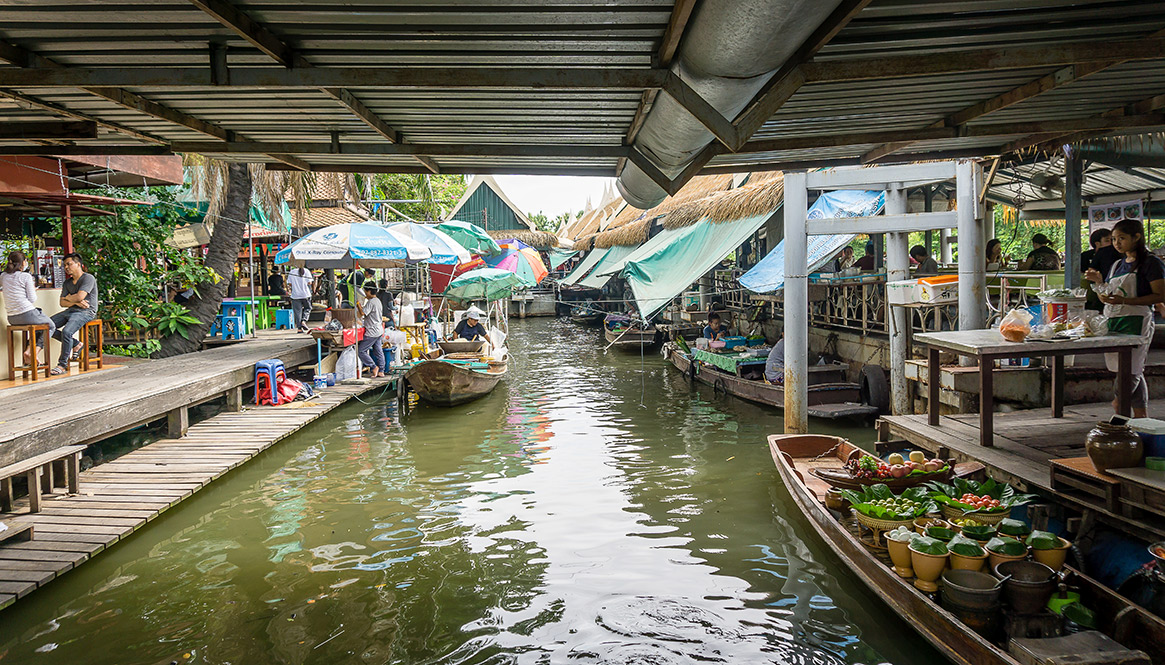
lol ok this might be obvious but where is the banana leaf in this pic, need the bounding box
[1026,530,1063,550]
[840,484,938,520]
[924,477,1038,514]
[997,518,1030,536]
[949,534,985,557]
[986,537,1028,556]
[909,536,948,556]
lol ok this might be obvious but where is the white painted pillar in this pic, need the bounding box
[940,229,952,264]
[957,159,986,331]
[783,170,809,434]
[885,186,911,415]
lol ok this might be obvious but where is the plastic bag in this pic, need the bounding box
[999,308,1033,342]
[335,346,359,380]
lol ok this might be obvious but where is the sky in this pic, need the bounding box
[493,175,616,220]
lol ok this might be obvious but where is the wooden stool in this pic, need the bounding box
[79,318,104,371]
[7,323,51,380]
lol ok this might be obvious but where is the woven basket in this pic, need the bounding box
[941,504,1009,525]
[853,510,915,532]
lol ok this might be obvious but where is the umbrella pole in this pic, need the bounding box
[247,225,257,338]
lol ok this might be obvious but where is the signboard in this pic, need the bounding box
[1088,199,1143,234]
[166,222,212,249]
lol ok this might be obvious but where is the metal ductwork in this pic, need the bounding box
[617,0,845,209]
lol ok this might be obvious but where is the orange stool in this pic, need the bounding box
[79,318,104,371]
[7,323,51,380]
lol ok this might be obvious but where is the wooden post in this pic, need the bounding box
[26,467,41,512]
[928,346,941,425]
[1064,149,1083,289]
[62,204,74,254]
[67,451,80,494]
[226,385,243,412]
[0,477,12,511]
[167,405,189,438]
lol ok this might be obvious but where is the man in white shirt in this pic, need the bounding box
[286,267,315,331]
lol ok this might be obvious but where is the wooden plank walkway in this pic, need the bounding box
[0,331,316,466]
[0,377,396,611]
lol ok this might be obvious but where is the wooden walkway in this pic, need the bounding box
[0,332,316,466]
[0,377,396,611]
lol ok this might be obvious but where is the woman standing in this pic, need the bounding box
[1085,219,1165,418]
[1,250,56,364]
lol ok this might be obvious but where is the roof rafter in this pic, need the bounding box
[656,0,698,68]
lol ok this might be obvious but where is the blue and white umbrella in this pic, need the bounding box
[387,222,472,265]
[275,222,431,268]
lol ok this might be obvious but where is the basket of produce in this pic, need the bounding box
[841,484,939,550]
[926,478,1037,525]
[811,450,952,491]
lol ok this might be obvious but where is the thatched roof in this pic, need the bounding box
[487,228,560,249]
[562,195,623,240]
[593,217,651,248]
[662,172,784,230]
[604,174,735,231]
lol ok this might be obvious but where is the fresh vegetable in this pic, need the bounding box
[909,536,949,556]
[997,518,1030,537]
[1026,530,1064,550]
[886,526,919,543]
[949,534,985,557]
[926,478,1037,514]
[986,537,1027,556]
[849,455,893,480]
[840,484,938,521]
[925,526,957,541]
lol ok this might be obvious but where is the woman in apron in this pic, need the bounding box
[1084,218,1165,418]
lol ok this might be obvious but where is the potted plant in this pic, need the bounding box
[985,536,1028,569]
[948,534,988,572]
[909,536,949,592]
[1027,530,1071,571]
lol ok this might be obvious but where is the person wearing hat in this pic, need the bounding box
[1019,233,1061,271]
[356,283,385,378]
[454,307,490,343]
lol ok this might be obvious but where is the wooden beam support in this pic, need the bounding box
[187,0,299,67]
[657,0,698,67]
[267,154,309,171]
[172,142,630,158]
[667,142,721,193]
[624,89,657,148]
[320,88,398,143]
[661,72,739,148]
[626,148,676,195]
[731,0,872,148]
[0,120,97,140]
[413,155,440,174]
[0,90,165,144]
[265,164,617,177]
[83,87,234,142]
[1000,92,1165,157]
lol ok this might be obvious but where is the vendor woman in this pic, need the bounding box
[1085,218,1165,418]
[454,306,490,344]
[703,312,729,340]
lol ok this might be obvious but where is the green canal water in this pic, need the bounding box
[0,319,944,665]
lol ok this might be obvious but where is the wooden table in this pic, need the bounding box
[916,329,1142,447]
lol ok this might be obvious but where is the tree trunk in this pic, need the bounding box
[155,162,251,358]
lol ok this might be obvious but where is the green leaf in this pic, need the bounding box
[1062,602,1097,629]
[997,519,1029,536]
[949,534,985,557]
[1026,530,1062,550]
[960,524,996,541]
[909,536,948,556]
[986,537,1027,556]
[925,526,957,541]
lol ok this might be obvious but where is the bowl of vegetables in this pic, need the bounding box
[812,451,953,491]
[841,484,939,548]
[926,478,1037,525]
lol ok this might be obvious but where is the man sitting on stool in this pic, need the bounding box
[50,253,98,375]
[454,307,492,349]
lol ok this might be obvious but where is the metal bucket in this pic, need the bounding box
[941,569,1002,637]
[995,560,1057,614]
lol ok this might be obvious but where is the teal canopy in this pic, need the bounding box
[559,247,608,286]
[576,245,637,289]
[435,220,502,256]
[593,226,685,279]
[445,267,524,302]
[623,212,773,316]
[548,248,578,270]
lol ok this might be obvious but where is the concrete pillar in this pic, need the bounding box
[940,229,952,264]
[783,170,809,434]
[873,234,885,270]
[957,159,986,331]
[698,273,710,311]
[885,186,911,415]
[1064,150,1083,289]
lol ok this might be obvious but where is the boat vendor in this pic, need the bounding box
[356,283,385,378]
[1085,218,1165,418]
[703,312,729,340]
[454,306,491,344]
[764,330,785,385]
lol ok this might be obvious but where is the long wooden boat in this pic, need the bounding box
[769,433,1165,665]
[669,346,878,420]
[604,325,660,350]
[404,357,506,406]
[570,309,604,325]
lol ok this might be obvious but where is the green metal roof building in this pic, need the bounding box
[444,175,534,233]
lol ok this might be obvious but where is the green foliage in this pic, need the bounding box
[366,174,468,221]
[526,210,575,233]
[986,537,1028,556]
[949,534,986,557]
[908,536,948,556]
[152,301,201,340]
[960,524,997,541]
[840,484,938,520]
[998,518,1030,536]
[63,187,218,334]
[104,339,161,358]
[1026,530,1063,550]
[925,478,1038,514]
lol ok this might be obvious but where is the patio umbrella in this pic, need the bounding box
[274,222,431,268]
[445,268,525,302]
[435,220,502,256]
[483,245,548,286]
[387,222,472,265]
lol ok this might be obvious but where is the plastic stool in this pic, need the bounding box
[7,323,51,380]
[209,315,223,337]
[79,318,103,371]
[221,315,244,340]
[254,359,286,405]
[274,309,294,330]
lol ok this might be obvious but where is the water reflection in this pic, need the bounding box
[0,318,942,665]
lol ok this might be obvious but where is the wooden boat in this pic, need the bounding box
[604,325,660,350]
[769,433,1165,665]
[668,346,878,420]
[569,309,604,325]
[438,339,485,355]
[404,357,506,406]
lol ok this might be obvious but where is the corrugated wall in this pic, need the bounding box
[449,186,526,231]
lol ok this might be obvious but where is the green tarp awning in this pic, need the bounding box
[559,247,609,286]
[594,226,686,279]
[548,248,578,270]
[577,244,638,289]
[624,212,774,316]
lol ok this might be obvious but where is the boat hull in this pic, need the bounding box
[668,348,877,420]
[604,326,659,350]
[405,360,505,406]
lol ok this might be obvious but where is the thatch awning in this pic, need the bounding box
[486,228,560,249]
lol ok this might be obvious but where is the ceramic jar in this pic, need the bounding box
[1086,422,1143,473]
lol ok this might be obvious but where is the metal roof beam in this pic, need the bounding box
[1079,149,1165,170]
[1000,92,1165,156]
[0,142,630,159]
[0,67,669,90]
[0,120,97,140]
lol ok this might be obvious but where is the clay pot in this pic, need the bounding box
[1030,538,1071,572]
[995,560,1057,614]
[910,546,949,593]
[987,548,1028,570]
[950,551,988,572]
[825,488,849,514]
[1086,422,1144,473]
[914,517,951,535]
[886,537,914,578]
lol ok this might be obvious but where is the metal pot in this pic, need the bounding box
[995,560,1057,614]
[941,570,1002,638]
